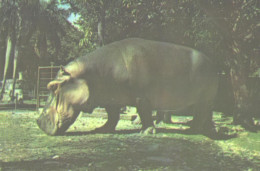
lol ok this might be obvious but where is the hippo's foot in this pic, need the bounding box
[132,116,141,125]
[140,126,156,135]
[189,126,217,135]
[189,120,216,135]
[189,121,237,139]
[185,120,194,127]
[155,120,162,124]
[233,118,258,132]
[94,125,116,133]
[255,120,260,127]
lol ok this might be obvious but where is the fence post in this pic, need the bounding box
[36,66,60,111]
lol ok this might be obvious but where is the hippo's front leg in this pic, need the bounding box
[94,106,121,133]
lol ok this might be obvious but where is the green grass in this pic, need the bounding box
[0,110,259,170]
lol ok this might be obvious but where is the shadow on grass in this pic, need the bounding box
[157,128,237,140]
[64,127,237,140]
[0,158,91,171]
[64,129,140,136]
[0,133,256,171]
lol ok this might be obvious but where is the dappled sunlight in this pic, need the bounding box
[1,111,259,170]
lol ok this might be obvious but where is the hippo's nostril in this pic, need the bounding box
[36,117,43,126]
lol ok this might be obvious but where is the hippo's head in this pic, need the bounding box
[37,67,94,135]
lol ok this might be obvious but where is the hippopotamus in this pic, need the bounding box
[155,74,235,124]
[37,38,219,135]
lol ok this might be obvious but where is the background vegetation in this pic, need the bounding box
[0,0,259,126]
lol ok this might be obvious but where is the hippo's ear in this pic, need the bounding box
[47,79,67,94]
[48,66,72,94]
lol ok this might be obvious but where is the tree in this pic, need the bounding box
[0,0,21,100]
[63,0,109,50]
[197,0,260,131]
[0,0,67,101]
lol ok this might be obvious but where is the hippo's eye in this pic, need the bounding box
[61,66,70,76]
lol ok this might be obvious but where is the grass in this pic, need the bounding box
[0,110,259,170]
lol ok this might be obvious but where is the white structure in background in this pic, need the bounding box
[0,72,24,103]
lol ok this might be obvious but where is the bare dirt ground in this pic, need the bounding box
[0,109,259,171]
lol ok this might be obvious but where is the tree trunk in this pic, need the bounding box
[196,1,257,131]
[0,36,13,100]
[10,3,22,101]
[97,0,106,47]
[229,40,256,131]
[98,20,104,46]
[11,45,19,100]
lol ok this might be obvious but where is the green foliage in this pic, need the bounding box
[64,0,258,74]
[1,0,258,71]
[0,0,259,108]
[0,0,83,85]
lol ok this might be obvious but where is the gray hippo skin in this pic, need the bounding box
[37,38,218,135]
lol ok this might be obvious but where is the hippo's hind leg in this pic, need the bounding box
[136,98,155,134]
[190,76,218,135]
[191,103,215,135]
[94,106,121,133]
[156,111,172,124]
